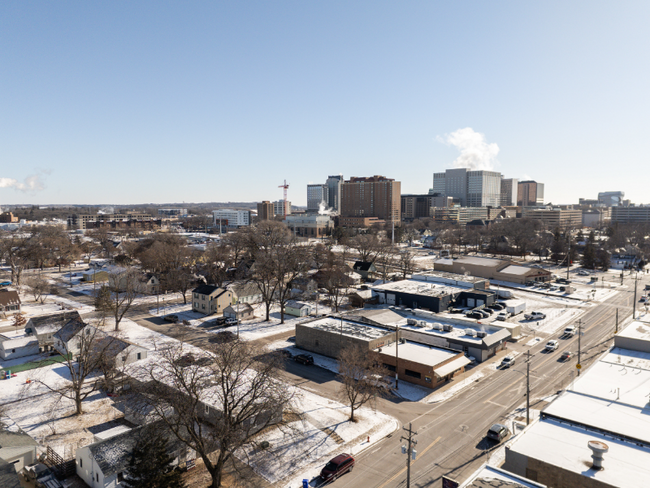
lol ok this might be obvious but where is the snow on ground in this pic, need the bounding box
[243,387,398,486]
[0,298,93,326]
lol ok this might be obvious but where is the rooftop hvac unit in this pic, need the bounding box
[432,323,443,330]
[465,329,476,337]
[407,318,417,326]
[443,324,454,332]
[419,321,427,328]
[477,331,487,338]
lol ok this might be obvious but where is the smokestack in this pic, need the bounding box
[588,440,609,470]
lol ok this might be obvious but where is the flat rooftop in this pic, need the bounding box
[374,341,457,367]
[617,320,650,341]
[454,256,506,268]
[371,280,466,297]
[461,465,546,488]
[507,417,650,488]
[300,317,392,341]
[499,264,532,276]
[413,271,487,285]
[543,347,650,444]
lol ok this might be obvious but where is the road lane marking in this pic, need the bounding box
[375,436,441,488]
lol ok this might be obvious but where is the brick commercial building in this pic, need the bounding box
[256,201,274,221]
[67,213,160,231]
[517,180,545,206]
[521,206,582,229]
[340,175,401,227]
[375,340,470,388]
[434,256,552,285]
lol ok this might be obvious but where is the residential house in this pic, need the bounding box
[53,318,89,356]
[76,424,191,488]
[223,303,255,321]
[141,273,160,295]
[25,311,82,353]
[291,277,318,296]
[191,285,233,316]
[81,269,109,283]
[353,261,376,280]
[285,300,312,317]
[348,288,377,308]
[0,290,21,317]
[228,282,263,305]
[0,333,39,360]
[0,428,38,473]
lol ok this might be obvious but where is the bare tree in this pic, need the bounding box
[97,267,141,330]
[30,318,120,415]
[134,339,294,488]
[0,230,30,286]
[348,234,382,263]
[25,275,50,303]
[397,250,416,279]
[338,345,388,422]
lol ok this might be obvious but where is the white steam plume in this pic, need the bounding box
[0,174,46,192]
[437,128,499,171]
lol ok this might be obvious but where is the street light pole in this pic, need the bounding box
[633,272,639,320]
[526,350,531,425]
[577,319,583,376]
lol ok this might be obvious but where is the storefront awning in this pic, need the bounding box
[434,355,472,378]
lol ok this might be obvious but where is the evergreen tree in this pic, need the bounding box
[582,242,597,269]
[122,428,185,488]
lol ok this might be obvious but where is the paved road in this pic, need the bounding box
[327,273,645,488]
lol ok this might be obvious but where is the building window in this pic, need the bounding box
[96,473,99,482]
[405,369,421,379]
[383,363,396,372]
[137,352,141,360]
[425,376,432,383]
[117,472,124,482]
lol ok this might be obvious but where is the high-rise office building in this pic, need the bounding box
[517,181,545,206]
[256,201,274,221]
[500,178,518,206]
[273,200,291,217]
[341,175,401,225]
[598,191,625,207]
[307,184,328,211]
[326,175,343,213]
[432,168,502,207]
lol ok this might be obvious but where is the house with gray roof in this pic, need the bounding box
[53,318,89,356]
[192,285,232,316]
[25,311,81,353]
[0,290,21,317]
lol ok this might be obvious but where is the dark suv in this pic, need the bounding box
[294,354,314,365]
[320,453,355,481]
[486,423,509,442]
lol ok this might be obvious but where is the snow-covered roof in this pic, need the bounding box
[93,425,132,443]
[371,279,467,297]
[617,320,650,341]
[499,265,532,276]
[375,341,457,367]
[301,317,392,341]
[0,335,38,349]
[460,464,546,488]
[507,417,650,488]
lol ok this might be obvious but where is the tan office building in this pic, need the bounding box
[517,180,545,206]
[256,201,274,221]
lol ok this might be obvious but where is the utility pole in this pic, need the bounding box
[577,319,583,376]
[615,308,619,334]
[401,423,418,488]
[395,323,400,390]
[526,349,531,425]
[566,231,571,281]
[633,272,639,320]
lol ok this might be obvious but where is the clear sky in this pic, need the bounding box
[1,1,649,206]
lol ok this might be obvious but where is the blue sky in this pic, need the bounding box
[1,1,649,206]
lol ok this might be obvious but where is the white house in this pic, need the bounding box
[76,424,191,488]
[0,333,40,360]
[228,282,263,305]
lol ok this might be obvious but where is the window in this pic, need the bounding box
[96,473,99,482]
[425,376,432,383]
[117,472,124,482]
[137,352,141,360]
[405,369,421,379]
[383,363,396,372]
[79,458,82,468]
[11,349,15,353]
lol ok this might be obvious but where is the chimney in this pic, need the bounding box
[588,440,609,470]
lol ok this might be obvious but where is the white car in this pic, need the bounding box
[545,340,559,352]
[577,270,590,276]
[564,325,576,336]
[525,311,546,321]
[501,356,516,368]
[496,311,511,321]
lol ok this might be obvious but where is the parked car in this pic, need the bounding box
[481,308,494,315]
[279,349,293,359]
[645,284,650,291]
[490,303,505,310]
[560,351,573,361]
[486,423,509,442]
[164,314,179,323]
[545,340,559,352]
[294,354,314,365]
[640,296,647,303]
[525,311,546,321]
[215,316,227,326]
[501,356,515,368]
[320,453,355,481]
[449,308,465,314]
[496,311,511,321]
[465,311,483,320]
[225,317,238,326]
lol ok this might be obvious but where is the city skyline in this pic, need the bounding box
[2,2,650,206]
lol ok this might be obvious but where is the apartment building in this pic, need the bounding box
[273,200,291,217]
[67,213,158,230]
[340,175,401,226]
[521,207,582,229]
[256,201,274,221]
[500,178,518,206]
[212,209,251,228]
